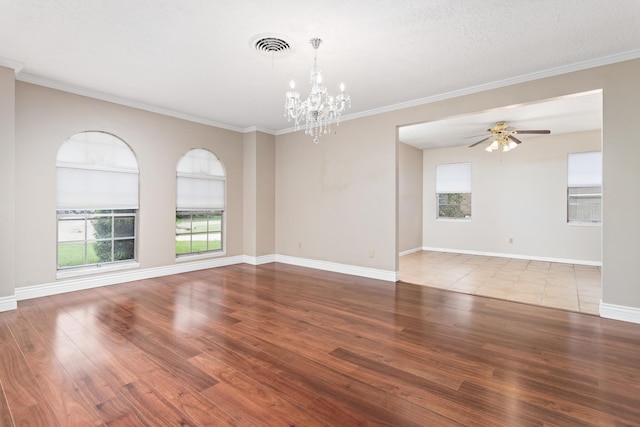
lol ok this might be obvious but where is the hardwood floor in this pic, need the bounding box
[0,263,639,426]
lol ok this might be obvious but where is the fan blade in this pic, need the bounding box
[509,135,523,144]
[468,136,491,148]
[514,129,551,134]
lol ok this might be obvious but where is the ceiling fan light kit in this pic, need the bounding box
[469,121,551,152]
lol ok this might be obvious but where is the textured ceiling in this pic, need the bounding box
[0,1,638,135]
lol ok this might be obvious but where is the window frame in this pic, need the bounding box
[436,162,472,220]
[436,192,472,220]
[567,151,602,225]
[175,210,224,256]
[56,209,138,271]
[56,131,140,276]
[567,186,602,224]
[175,148,226,258]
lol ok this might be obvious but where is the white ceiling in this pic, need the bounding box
[0,1,638,134]
[399,90,603,150]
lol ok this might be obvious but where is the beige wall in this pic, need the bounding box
[243,132,257,256]
[4,58,640,313]
[275,59,640,310]
[0,67,15,298]
[255,132,276,256]
[276,119,397,271]
[244,131,275,257]
[14,82,244,288]
[422,130,602,262]
[398,142,423,253]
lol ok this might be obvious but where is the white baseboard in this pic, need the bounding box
[13,253,397,304]
[275,254,398,282]
[599,302,640,324]
[422,246,602,267]
[243,254,276,265]
[15,255,245,301]
[399,247,423,257]
[0,295,17,312]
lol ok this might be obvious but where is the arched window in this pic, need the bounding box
[56,131,139,270]
[176,148,225,256]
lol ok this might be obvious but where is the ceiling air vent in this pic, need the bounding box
[250,34,293,57]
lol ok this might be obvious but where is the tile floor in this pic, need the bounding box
[399,250,602,315]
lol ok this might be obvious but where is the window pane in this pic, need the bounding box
[438,193,471,218]
[193,214,208,234]
[114,217,135,238]
[192,234,207,252]
[208,232,222,250]
[176,213,192,235]
[114,239,135,261]
[175,210,223,256]
[91,217,112,239]
[207,214,222,232]
[568,187,601,223]
[176,235,192,254]
[58,242,86,267]
[88,241,112,263]
[57,209,136,270]
[58,219,85,242]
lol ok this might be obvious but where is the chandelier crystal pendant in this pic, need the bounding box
[284,38,351,143]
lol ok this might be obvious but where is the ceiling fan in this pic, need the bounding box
[468,121,551,152]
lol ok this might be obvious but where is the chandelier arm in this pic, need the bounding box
[283,37,350,143]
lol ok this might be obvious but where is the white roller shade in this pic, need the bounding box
[436,162,471,193]
[176,175,225,210]
[568,152,602,187]
[56,132,139,209]
[57,167,139,209]
[176,149,226,210]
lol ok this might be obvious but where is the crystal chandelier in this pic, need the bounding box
[284,38,351,143]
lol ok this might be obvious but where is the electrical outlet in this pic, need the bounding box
[298,242,302,249]
[509,238,514,244]
[368,249,375,258]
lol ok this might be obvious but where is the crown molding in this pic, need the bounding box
[278,48,640,135]
[241,126,277,135]
[16,72,247,133]
[0,56,24,73]
[11,49,640,137]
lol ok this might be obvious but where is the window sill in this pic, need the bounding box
[56,261,140,279]
[567,221,602,227]
[176,251,226,263]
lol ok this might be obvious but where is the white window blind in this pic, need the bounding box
[176,149,225,210]
[56,132,139,209]
[436,162,472,193]
[568,152,602,187]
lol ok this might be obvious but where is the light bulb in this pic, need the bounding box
[290,80,296,90]
[340,82,345,92]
